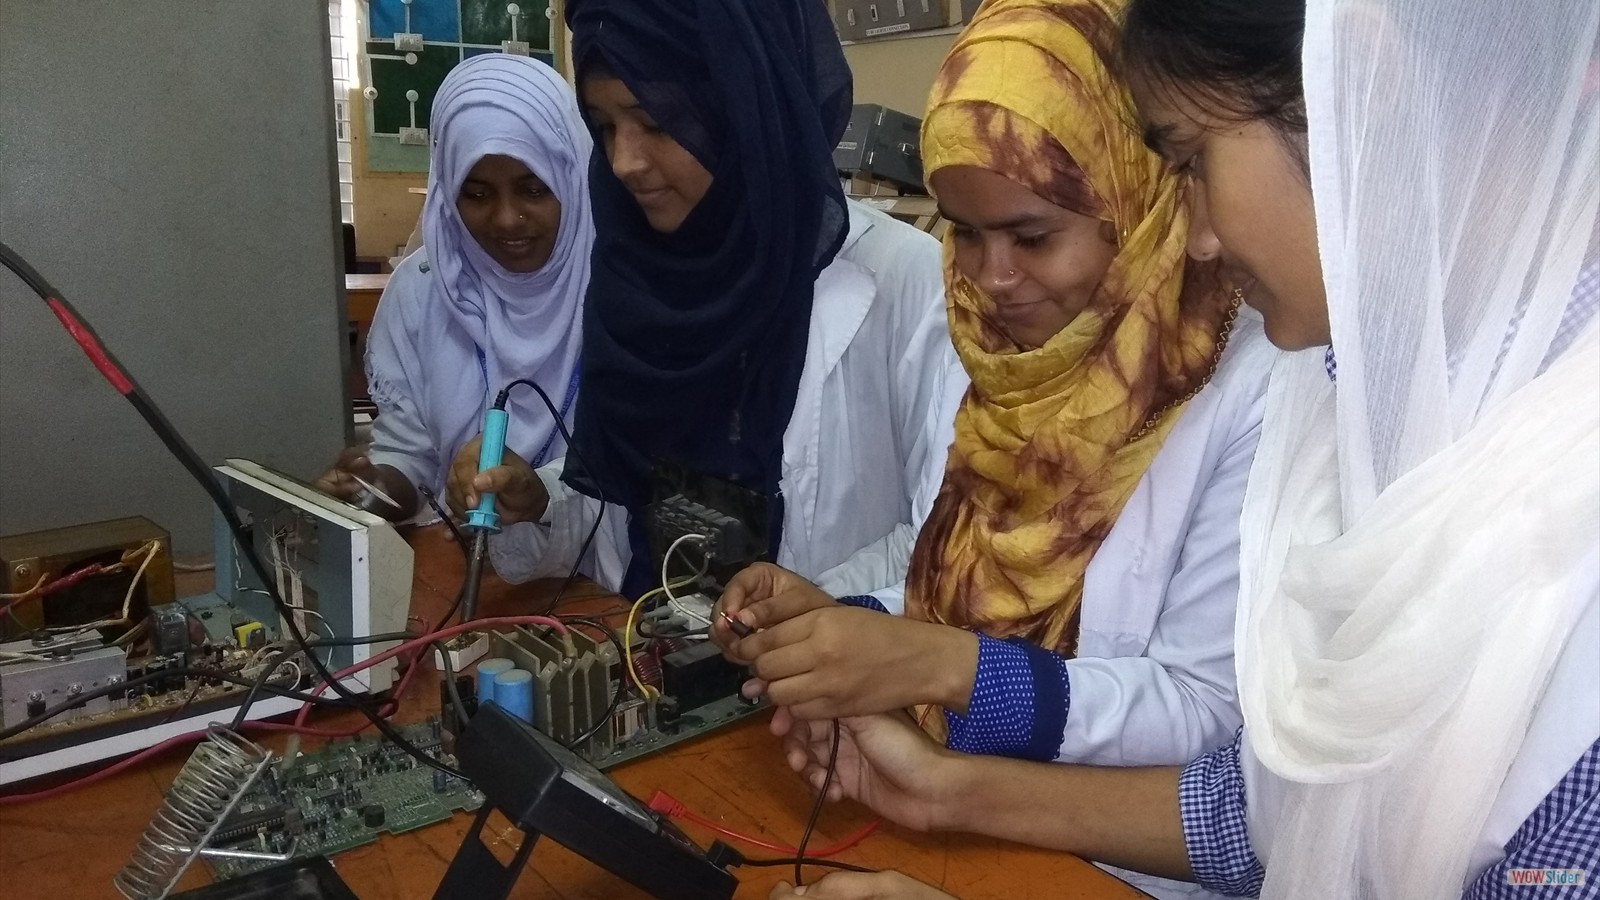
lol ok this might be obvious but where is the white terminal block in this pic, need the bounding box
[501,40,531,56]
[434,632,491,674]
[394,32,424,51]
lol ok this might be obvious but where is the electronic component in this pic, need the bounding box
[0,636,126,728]
[491,669,535,724]
[232,621,265,650]
[475,657,513,706]
[718,611,755,639]
[645,463,770,591]
[437,702,737,900]
[204,721,483,882]
[0,516,175,641]
[0,460,413,786]
[488,627,617,756]
[660,642,746,714]
[150,605,191,657]
[649,495,750,564]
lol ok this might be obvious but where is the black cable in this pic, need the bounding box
[736,857,875,875]
[560,618,630,750]
[794,721,843,886]
[0,664,364,747]
[224,628,431,730]
[2,631,417,746]
[229,648,298,730]
[419,485,471,563]
[492,378,606,618]
[418,485,471,631]
[433,585,468,634]
[432,639,470,728]
[157,680,207,729]
[543,507,605,615]
[291,631,419,648]
[0,241,461,780]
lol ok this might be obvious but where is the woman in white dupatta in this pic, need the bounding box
[762,0,1599,897]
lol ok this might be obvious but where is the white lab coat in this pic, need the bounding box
[859,307,1271,900]
[1066,310,1274,768]
[1070,310,1274,900]
[487,200,965,592]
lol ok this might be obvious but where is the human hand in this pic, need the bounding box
[446,436,547,525]
[712,563,837,657]
[315,444,377,503]
[777,710,953,832]
[315,447,416,520]
[734,607,977,719]
[766,871,958,899]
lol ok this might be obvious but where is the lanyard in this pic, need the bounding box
[478,347,581,468]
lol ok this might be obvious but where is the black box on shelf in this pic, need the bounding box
[833,103,925,192]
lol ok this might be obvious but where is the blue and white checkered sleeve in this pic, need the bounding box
[836,594,891,614]
[1464,738,1600,899]
[1180,729,1265,897]
[943,634,1070,761]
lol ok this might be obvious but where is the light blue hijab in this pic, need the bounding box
[367,55,593,486]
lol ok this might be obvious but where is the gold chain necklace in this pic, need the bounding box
[1129,286,1245,443]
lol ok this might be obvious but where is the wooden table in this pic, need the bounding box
[0,528,1144,900]
[346,273,390,332]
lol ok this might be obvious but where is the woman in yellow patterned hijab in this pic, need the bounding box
[905,0,1238,652]
[715,0,1271,828]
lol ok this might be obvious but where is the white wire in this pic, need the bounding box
[660,533,712,627]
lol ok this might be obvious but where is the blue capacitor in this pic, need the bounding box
[476,657,514,708]
[493,668,535,725]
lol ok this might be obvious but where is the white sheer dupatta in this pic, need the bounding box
[1235,0,1600,897]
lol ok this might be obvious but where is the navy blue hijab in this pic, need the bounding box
[563,0,853,594]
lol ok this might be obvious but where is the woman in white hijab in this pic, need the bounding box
[316,55,592,522]
[760,0,1599,897]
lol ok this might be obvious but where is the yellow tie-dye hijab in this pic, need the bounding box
[904,0,1239,657]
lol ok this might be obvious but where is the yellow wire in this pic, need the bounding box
[621,575,698,702]
[623,593,659,701]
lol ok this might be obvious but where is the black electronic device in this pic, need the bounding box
[645,462,771,592]
[170,856,358,900]
[434,702,738,900]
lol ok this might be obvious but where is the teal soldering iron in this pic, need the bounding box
[461,393,513,623]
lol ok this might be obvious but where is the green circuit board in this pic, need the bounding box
[207,721,482,880]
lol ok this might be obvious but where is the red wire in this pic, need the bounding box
[290,614,567,728]
[44,298,133,395]
[1,564,110,620]
[0,624,445,806]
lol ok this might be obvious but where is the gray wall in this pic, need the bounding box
[0,0,350,554]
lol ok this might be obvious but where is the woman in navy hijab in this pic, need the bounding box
[472,0,963,605]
